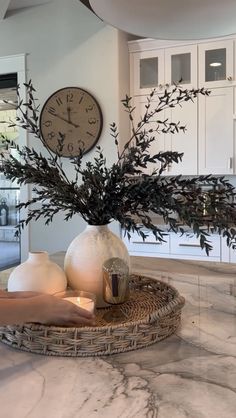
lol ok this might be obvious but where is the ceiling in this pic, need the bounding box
[0,0,51,19]
[0,0,236,40]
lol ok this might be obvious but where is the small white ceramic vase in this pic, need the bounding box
[64,225,130,307]
[8,251,67,294]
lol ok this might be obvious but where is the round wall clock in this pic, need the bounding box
[39,87,103,157]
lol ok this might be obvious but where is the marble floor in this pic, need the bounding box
[0,256,235,417]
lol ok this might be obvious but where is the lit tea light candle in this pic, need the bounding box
[64,296,95,314]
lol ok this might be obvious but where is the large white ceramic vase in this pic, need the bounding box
[64,225,130,307]
[8,251,67,294]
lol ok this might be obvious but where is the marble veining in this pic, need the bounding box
[0,254,236,418]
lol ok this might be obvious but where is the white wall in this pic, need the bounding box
[0,0,130,255]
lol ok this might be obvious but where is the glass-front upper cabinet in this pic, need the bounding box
[165,45,198,90]
[131,45,197,96]
[198,40,234,88]
[132,49,165,96]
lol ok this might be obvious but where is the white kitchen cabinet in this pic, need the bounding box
[122,229,170,257]
[165,44,198,90]
[132,95,168,174]
[129,36,236,176]
[220,236,236,263]
[198,40,234,89]
[131,44,197,96]
[170,233,221,261]
[123,228,222,262]
[133,93,198,175]
[198,87,234,175]
[132,49,165,96]
[228,248,236,263]
[164,98,198,175]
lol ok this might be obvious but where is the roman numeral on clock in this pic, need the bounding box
[48,106,56,115]
[56,97,63,106]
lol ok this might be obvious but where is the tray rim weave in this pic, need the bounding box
[0,274,185,357]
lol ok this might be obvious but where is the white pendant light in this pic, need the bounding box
[89,0,236,40]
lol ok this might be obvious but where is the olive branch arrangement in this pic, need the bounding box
[1,80,236,254]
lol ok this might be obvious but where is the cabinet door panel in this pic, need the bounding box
[221,236,230,262]
[199,87,233,174]
[123,231,170,255]
[132,49,165,96]
[164,98,198,175]
[133,96,166,174]
[221,236,236,263]
[170,233,221,258]
[229,249,236,263]
[133,94,198,176]
[165,44,197,90]
[198,40,234,88]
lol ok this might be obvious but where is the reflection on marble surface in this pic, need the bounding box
[0,255,236,417]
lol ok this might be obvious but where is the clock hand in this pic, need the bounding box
[69,120,80,128]
[67,106,72,123]
[67,107,81,130]
[52,112,80,128]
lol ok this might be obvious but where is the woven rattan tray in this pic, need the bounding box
[0,274,185,357]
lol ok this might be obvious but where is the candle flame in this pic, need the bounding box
[77,297,80,304]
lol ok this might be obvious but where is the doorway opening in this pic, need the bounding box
[0,73,20,270]
[0,54,28,269]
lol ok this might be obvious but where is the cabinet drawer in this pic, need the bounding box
[123,231,170,254]
[170,233,221,258]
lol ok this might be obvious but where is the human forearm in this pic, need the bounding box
[0,298,36,325]
[0,294,95,326]
[0,290,41,299]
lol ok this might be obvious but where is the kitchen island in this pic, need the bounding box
[0,253,235,418]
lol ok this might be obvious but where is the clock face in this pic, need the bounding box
[39,87,103,157]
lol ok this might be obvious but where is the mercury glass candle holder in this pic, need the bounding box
[102,257,129,322]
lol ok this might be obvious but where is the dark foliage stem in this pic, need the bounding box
[118,87,198,161]
[2,81,236,255]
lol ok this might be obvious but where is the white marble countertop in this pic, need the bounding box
[0,254,236,418]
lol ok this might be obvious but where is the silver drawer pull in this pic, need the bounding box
[179,243,201,248]
[132,240,162,245]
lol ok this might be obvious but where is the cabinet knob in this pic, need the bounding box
[227,76,233,81]
[158,84,163,89]
[165,83,170,88]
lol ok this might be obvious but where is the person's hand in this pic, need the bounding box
[0,290,41,299]
[30,294,96,327]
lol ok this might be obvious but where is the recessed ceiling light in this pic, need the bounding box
[209,62,222,67]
